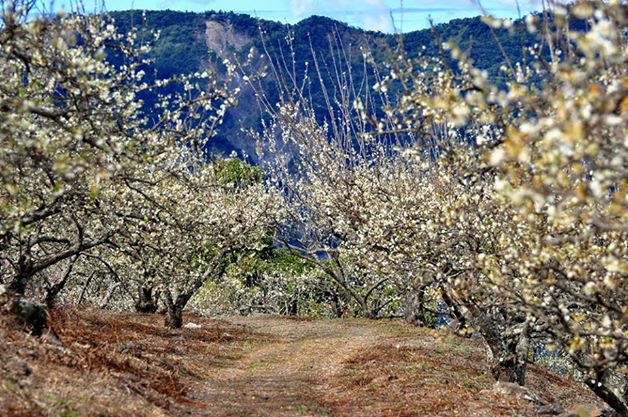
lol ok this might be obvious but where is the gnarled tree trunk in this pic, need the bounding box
[404,279,437,326]
[585,371,628,416]
[45,256,78,308]
[9,295,49,336]
[325,289,345,318]
[466,303,528,385]
[161,248,232,329]
[163,290,189,329]
[135,286,160,313]
[5,262,50,336]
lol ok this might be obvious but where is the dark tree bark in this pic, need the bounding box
[8,270,31,296]
[585,371,628,417]
[10,296,48,336]
[163,290,189,329]
[162,256,227,328]
[44,256,78,308]
[326,290,345,318]
[135,286,160,313]
[466,303,528,385]
[9,234,112,296]
[320,255,370,318]
[287,297,298,316]
[160,248,232,328]
[165,304,183,328]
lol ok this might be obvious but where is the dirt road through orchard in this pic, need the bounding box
[191,316,386,416]
[0,310,607,417]
[186,316,604,417]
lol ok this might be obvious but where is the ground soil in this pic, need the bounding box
[0,308,608,417]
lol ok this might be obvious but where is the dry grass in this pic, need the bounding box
[320,329,607,417]
[0,307,266,416]
[0,309,609,417]
[321,340,527,416]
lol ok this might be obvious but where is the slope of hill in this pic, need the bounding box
[106,10,534,159]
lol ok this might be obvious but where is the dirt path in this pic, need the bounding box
[1,310,607,417]
[182,316,607,417]
[191,317,385,417]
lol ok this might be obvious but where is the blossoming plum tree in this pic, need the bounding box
[251,1,626,412]
[0,1,284,330]
[363,1,627,410]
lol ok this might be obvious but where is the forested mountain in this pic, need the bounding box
[108,9,538,158]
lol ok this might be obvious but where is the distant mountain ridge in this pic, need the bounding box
[108,9,536,159]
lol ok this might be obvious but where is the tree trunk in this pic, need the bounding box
[440,289,469,335]
[163,290,191,329]
[585,372,628,417]
[4,270,48,335]
[328,290,344,318]
[159,248,231,329]
[10,296,48,336]
[165,302,183,328]
[135,286,160,313]
[355,293,373,318]
[9,235,111,297]
[466,303,526,384]
[45,256,78,308]
[324,257,371,318]
[404,280,434,326]
[404,293,425,325]
[8,271,30,296]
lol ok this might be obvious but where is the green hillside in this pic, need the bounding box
[106,10,536,158]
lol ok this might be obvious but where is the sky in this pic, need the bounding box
[70,0,543,33]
